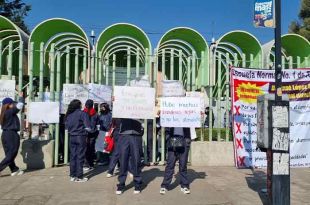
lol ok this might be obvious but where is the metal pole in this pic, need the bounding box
[8,41,13,79]
[83,49,87,83]
[127,47,131,84]
[64,46,70,164]
[105,54,109,86]
[29,42,34,102]
[18,41,24,138]
[178,50,183,81]
[0,41,2,78]
[54,52,61,166]
[74,48,79,83]
[191,51,196,91]
[186,57,191,91]
[98,51,102,84]
[39,42,44,101]
[170,49,174,80]
[91,50,95,83]
[270,0,290,205]
[217,56,221,141]
[112,54,116,88]
[136,48,140,78]
[162,49,166,80]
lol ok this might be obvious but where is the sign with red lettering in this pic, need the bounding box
[231,67,310,168]
[160,97,201,127]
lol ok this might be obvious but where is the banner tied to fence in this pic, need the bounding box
[231,67,310,168]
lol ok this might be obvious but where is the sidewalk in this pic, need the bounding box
[0,166,309,205]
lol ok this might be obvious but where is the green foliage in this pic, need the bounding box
[195,128,233,142]
[289,0,310,41]
[0,0,31,33]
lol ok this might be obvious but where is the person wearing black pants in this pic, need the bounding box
[65,99,91,182]
[160,127,191,195]
[0,95,24,176]
[83,99,99,171]
[116,119,144,195]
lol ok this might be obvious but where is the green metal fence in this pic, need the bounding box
[0,15,310,166]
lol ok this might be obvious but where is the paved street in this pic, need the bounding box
[0,166,309,205]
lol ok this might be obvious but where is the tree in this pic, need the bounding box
[289,0,310,41]
[0,0,31,33]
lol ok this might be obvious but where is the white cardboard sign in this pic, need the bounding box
[88,83,112,103]
[161,80,185,97]
[112,86,155,119]
[160,97,201,127]
[28,102,60,124]
[63,84,89,105]
[0,80,15,103]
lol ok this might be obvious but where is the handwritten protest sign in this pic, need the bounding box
[28,102,60,123]
[63,84,88,105]
[0,80,15,103]
[63,84,112,106]
[88,83,112,103]
[161,80,185,97]
[186,91,206,111]
[160,97,201,127]
[112,86,155,119]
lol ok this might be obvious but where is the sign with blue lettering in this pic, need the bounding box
[254,0,275,28]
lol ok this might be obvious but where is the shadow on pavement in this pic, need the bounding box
[245,169,269,205]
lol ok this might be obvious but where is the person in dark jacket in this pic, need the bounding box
[116,118,144,195]
[65,99,91,182]
[0,94,24,176]
[83,99,99,171]
[96,103,112,166]
[160,127,191,195]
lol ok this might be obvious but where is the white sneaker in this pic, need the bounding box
[133,190,141,194]
[74,177,88,183]
[181,187,190,194]
[83,167,90,172]
[70,177,76,182]
[106,173,113,178]
[129,172,133,178]
[11,170,24,176]
[160,188,167,195]
[116,189,123,195]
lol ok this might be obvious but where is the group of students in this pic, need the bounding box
[0,95,192,195]
[65,98,192,195]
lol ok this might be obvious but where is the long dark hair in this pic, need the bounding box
[0,104,11,126]
[65,99,82,118]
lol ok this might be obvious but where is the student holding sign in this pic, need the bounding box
[160,127,192,195]
[0,93,24,176]
[115,118,144,195]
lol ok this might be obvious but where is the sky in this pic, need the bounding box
[23,0,302,47]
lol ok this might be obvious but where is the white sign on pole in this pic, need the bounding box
[160,97,201,127]
[0,80,15,103]
[88,83,112,103]
[63,84,89,105]
[28,102,59,124]
[161,80,185,97]
[112,86,155,119]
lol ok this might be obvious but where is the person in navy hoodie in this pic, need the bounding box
[83,99,99,171]
[65,99,91,182]
[0,93,24,176]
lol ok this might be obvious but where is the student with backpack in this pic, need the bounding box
[160,127,192,195]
